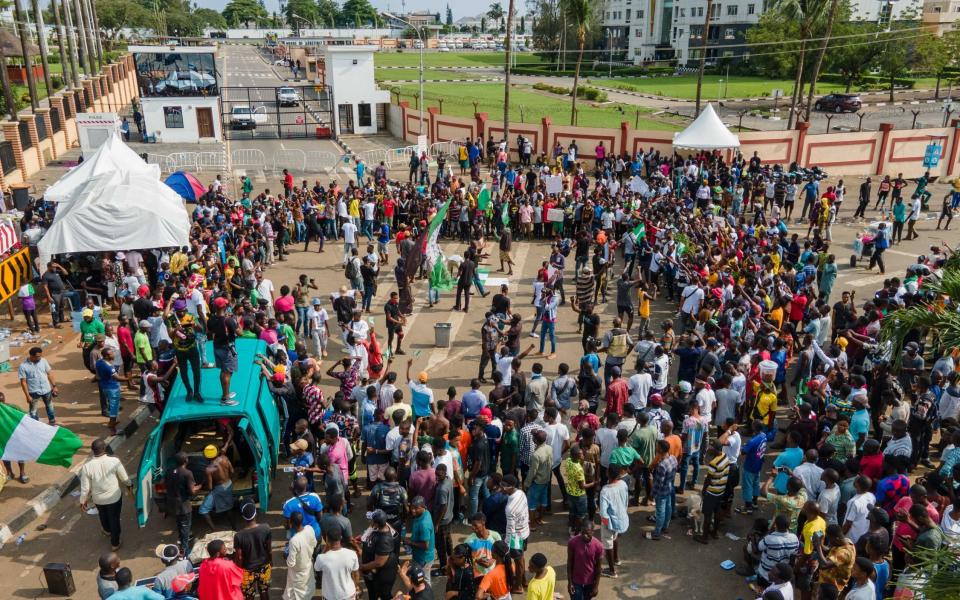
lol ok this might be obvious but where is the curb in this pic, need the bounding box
[0,404,154,546]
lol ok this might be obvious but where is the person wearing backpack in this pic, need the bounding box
[368,466,407,538]
[598,317,634,389]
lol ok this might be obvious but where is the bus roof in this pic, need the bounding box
[158,338,269,423]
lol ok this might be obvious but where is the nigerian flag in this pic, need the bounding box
[632,222,646,240]
[0,404,82,467]
[425,198,452,267]
[477,185,491,212]
[501,202,510,227]
[430,260,455,291]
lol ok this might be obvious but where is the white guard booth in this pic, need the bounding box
[43,133,160,203]
[76,112,121,156]
[672,103,741,151]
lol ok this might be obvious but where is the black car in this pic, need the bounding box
[814,94,862,113]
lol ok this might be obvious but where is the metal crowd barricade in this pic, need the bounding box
[168,152,199,172]
[146,153,176,173]
[272,149,307,173]
[197,151,228,172]
[305,150,339,173]
[231,148,267,171]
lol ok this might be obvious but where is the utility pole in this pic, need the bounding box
[503,0,516,146]
[51,0,74,87]
[31,0,55,98]
[693,0,714,116]
[13,0,40,110]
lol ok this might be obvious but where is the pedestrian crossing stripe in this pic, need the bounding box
[0,248,32,304]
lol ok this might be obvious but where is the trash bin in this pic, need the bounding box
[434,323,452,348]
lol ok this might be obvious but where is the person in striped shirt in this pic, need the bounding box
[696,441,731,545]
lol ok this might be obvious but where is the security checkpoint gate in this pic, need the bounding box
[220,85,334,140]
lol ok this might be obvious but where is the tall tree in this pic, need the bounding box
[768,0,827,128]
[284,0,318,30]
[876,22,920,103]
[337,0,378,27]
[50,0,72,85]
[96,0,151,44]
[31,0,54,97]
[487,2,504,29]
[823,20,882,92]
[503,0,516,143]
[693,0,714,116]
[0,44,19,120]
[223,0,267,26]
[916,33,960,99]
[13,0,39,110]
[445,3,453,25]
[802,0,841,122]
[316,0,339,27]
[563,0,590,125]
[195,7,227,28]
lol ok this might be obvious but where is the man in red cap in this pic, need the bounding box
[207,297,239,406]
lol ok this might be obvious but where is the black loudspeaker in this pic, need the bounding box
[43,563,76,596]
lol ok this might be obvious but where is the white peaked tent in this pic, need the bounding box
[38,169,191,263]
[43,132,160,203]
[672,103,741,150]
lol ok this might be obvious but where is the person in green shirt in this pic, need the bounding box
[79,309,106,374]
[892,196,907,244]
[629,412,658,504]
[241,175,253,196]
[609,428,641,471]
[499,418,520,478]
[279,321,297,353]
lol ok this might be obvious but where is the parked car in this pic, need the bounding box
[439,46,450,52]
[276,86,300,107]
[230,105,268,129]
[814,93,862,113]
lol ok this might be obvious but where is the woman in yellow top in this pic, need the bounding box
[526,553,555,600]
[637,284,654,336]
[348,196,360,229]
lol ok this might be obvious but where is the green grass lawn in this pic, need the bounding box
[376,68,493,81]
[374,51,542,69]
[392,82,683,131]
[587,74,852,100]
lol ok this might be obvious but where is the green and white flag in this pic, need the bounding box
[0,404,83,467]
[632,222,646,240]
[425,198,452,267]
[430,259,455,291]
[501,202,510,227]
[477,185,491,212]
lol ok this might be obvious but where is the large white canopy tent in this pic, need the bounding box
[672,103,741,150]
[38,169,191,264]
[43,132,160,203]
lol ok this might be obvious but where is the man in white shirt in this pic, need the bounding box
[79,439,132,550]
[842,476,877,543]
[306,298,329,358]
[313,523,359,600]
[627,370,652,409]
[544,406,569,503]
[255,271,276,318]
[596,413,619,475]
[341,220,358,265]
[679,278,705,332]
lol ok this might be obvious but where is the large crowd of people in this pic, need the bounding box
[7,134,960,600]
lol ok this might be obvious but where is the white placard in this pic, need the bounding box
[629,176,649,195]
[547,208,565,223]
[544,175,563,195]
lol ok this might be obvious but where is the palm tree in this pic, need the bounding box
[769,0,827,128]
[880,256,960,367]
[563,0,591,125]
[487,2,504,30]
[503,0,516,143]
[12,0,39,110]
[0,41,20,120]
[803,0,841,122]
[30,0,55,98]
[693,0,714,116]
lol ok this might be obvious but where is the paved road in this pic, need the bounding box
[0,166,952,598]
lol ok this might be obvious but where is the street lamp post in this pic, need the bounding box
[383,11,424,136]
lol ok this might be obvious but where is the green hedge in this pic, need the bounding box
[816,73,916,89]
[531,82,608,102]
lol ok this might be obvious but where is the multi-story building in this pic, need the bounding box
[849,0,921,24]
[922,0,960,34]
[672,0,763,65]
[600,0,676,62]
